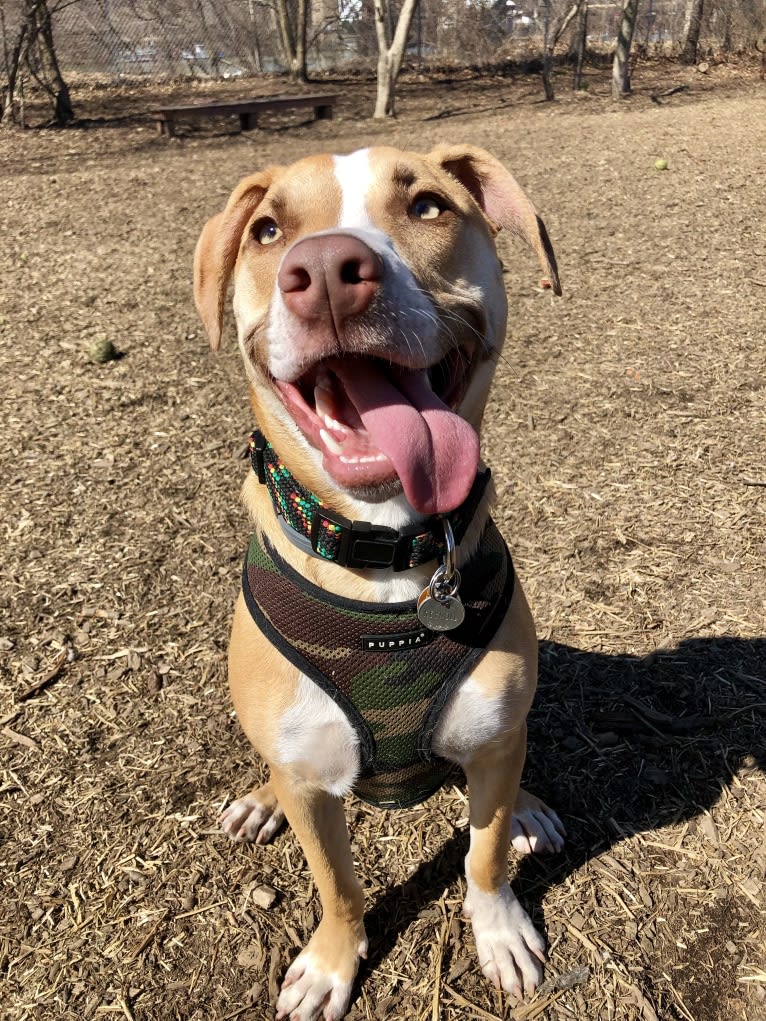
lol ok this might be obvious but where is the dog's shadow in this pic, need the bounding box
[361,635,765,972]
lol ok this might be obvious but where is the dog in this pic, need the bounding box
[194,145,565,1021]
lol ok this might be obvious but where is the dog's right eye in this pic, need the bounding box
[410,195,446,220]
[254,219,283,246]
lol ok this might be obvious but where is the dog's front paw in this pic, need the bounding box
[219,784,285,844]
[276,924,368,1021]
[511,787,566,855]
[464,883,545,998]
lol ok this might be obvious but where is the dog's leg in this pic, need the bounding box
[463,724,546,999]
[266,766,367,1021]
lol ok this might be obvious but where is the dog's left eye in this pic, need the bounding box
[255,219,283,245]
[411,196,445,221]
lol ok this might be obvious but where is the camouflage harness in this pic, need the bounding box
[242,512,515,809]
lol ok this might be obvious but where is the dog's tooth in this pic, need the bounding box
[314,379,335,417]
[339,454,360,465]
[314,382,330,409]
[314,379,347,434]
[315,385,347,436]
[320,429,345,456]
[322,412,347,436]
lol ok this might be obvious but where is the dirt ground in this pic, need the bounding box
[1,59,765,1021]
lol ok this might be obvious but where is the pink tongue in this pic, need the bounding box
[330,360,480,514]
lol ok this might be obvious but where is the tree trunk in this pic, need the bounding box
[31,0,73,124]
[2,0,74,127]
[681,0,704,64]
[295,0,307,81]
[573,0,588,90]
[542,0,583,101]
[372,0,418,118]
[612,0,640,98]
[276,0,309,82]
[1,19,28,126]
[373,50,395,117]
[246,0,263,73]
[541,0,555,100]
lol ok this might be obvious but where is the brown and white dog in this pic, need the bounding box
[194,145,565,1021]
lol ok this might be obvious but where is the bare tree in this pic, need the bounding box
[28,0,73,122]
[541,0,555,100]
[275,0,309,81]
[1,0,74,127]
[541,0,586,101]
[372,0,418,118]
[572,0,588,91]
[612,0,640,98]
[681,0,704,63]
[1,8,28,125]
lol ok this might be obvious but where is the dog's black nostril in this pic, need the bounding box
[339,259,363,285]
[284,266,312,292]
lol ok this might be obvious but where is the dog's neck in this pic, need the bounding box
[246,430,494,603]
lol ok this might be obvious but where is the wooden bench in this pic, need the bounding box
[153,93,337,137]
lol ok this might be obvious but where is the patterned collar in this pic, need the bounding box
[248,430,491,572]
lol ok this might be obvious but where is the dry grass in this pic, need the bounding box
[1,60,764,1021]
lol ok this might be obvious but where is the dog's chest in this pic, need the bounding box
[243,523,515,806]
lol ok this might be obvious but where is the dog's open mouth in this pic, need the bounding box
[273,347,480,515]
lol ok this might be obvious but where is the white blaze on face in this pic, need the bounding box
[333,149,375,231]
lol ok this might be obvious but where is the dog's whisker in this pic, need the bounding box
[484,347,525,381]
[438,306,491,350]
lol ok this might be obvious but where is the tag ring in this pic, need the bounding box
[430,518,460,599]
[442,518,458,581]
[429,563,461,601]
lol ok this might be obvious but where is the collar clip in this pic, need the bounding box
[312,508,425,571]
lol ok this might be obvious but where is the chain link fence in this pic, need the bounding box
[1,0,763,86]
[37,1,298,78]
[1,0,372,82]
[0,0,612,85]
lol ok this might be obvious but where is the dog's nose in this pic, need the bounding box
[278,234,383,325]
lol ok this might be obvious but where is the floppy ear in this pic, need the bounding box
[193,169,279,350]
[427,144,561,296]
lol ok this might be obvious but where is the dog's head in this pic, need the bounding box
[194,145,560,517]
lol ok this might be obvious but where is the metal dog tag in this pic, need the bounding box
[417,584,465,631]
[416,519,465,632]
